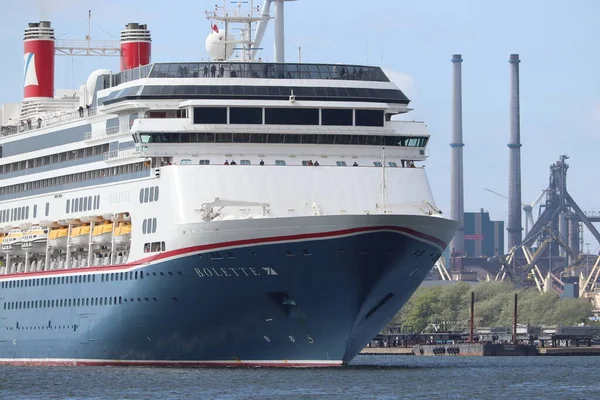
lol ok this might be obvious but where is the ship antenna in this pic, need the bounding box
[376,147,389,214]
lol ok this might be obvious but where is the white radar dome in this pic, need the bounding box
[205,29,234,61]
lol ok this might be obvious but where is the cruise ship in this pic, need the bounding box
[0,1,457,366]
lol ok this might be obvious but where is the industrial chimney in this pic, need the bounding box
[450,54,465,262]
[507,54,523,248]
[23,21,55,99]
[120,23,151,71]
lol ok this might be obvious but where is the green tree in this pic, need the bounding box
[393,282,594,332]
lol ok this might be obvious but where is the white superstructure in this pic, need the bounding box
[0,1,444,277]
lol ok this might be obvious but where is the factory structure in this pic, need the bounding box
[439,53,600,309]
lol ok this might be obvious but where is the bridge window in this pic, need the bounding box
[265,108,319,125]
[136,132,428,148]
[193,107,227,124]
[322,109,353,126]
[230,107,263,124]
[356,109,384,127]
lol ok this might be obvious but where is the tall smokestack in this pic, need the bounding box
[508,54,522,248]
[23,21,55,99]
[120,23,151,71]
[450,54,464,262]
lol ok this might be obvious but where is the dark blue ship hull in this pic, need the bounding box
[0,227,448,366]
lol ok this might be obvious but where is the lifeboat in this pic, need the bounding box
[92,221,113,245]
[113,222,132,245]
[71,224,91,247]
[2,228,24,256]
[21,226,49,254]
[48,227,69,249]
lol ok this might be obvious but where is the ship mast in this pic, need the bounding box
[376,148,390,214]
[205,0,296,62]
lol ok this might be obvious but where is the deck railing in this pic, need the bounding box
[0,107,98,138]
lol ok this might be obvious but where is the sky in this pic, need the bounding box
[0,0,599,251]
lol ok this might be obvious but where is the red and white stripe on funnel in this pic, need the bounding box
[23,21,55,99]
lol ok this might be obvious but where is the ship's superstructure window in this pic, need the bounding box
[193,107,227,124]
[322,109,353,126]
[139,186,159,203]
[199,160,210,165]
[143,241,165,253]
[113,62,389,85]
[240,160,251,165]
[0,162,148,198]
[355,110,384,127]
[373,162,383,167]
[67,195,100,213]
[336,161,347,166]
[139,132,428,148]
[1,206,29,222]
[142,218,157,234]
[229,107,263,124]
[265,108,319,125]
[0,144,109,176]
[275,160,286,166]
[388,162,398,167]
[101,84,408,106]
[45,202,49,216]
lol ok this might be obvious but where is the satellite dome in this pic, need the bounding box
[205,25,234,61]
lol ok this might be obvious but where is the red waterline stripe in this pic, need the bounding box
[145,225,447,265]
[0,360,343,368]
[0,225,446,281]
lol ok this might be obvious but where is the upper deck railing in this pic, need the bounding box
[113,63,389,86]
[0,107,97,139]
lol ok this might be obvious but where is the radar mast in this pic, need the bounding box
[204,0,296,62]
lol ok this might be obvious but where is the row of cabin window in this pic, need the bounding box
[66,195,100,214]
[0,162,148,196]
[176,160,402,167]
[142,218,157,234]
[144,241,166,253]
[0,269,184,289]
[2,323,77,331]
[137,132,429,147]
[0,144,109,175]
[139,186,159,203]
[3,296,128,310]
[0,203,50,224]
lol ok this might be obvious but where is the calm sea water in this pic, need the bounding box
[1,355,599,399]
